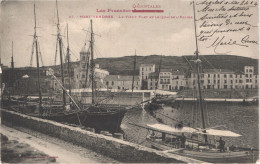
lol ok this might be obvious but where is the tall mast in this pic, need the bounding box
[11,41,14,70]
[193,1,207,143]
[11,41,14,94]
[90,19,95,104]
[132,50,137,92]
[33,2,42,108]
[0,41,2,104]
[66,23,72,105]
[156,55,162,90]
[56,0,66,108]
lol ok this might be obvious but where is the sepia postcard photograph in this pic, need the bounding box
[0,0,259,163]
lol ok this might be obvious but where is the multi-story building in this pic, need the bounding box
[104,75,140,90]
[147,66,258,91]
[158,68,172,90]
[147,72,159,90]
[139,64,155,80]
[139,64,155,90]
[188,66,258,89]
[171,70,187,90]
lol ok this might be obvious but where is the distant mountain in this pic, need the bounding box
[95,55,258,75]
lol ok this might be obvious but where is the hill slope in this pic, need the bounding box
[95,55,258,75]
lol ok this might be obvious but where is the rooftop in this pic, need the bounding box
[104,75,140,81]
[140,64,155,67]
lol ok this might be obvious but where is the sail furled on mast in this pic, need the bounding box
[90,19,96,104]
[30,2,42,108]
[132,50,137,92]
[55,0,66,108]
[192,0,208,143]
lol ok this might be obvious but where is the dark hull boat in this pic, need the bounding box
[2,3,127,135]
[39,105,127,133]
[3,100,127,133]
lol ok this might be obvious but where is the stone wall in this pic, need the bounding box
[1,109,202,163]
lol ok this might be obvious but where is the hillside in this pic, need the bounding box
[95,55,258,75]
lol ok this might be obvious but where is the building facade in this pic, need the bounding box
[139,64,155,89]
[104,75,140,90]
[147,66,258,91]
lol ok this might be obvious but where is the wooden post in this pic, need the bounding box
[162,132,166,141]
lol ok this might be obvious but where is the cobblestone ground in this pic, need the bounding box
[1,125,118,163]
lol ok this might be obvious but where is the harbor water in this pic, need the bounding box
[121,102,259,149]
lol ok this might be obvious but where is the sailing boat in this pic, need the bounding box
[130,1,255,163]
[37,2,126,133]
[76,19,127,133]
[2,1,126,134]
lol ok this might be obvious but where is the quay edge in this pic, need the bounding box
[1,108,205,163]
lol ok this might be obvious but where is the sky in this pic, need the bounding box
[0,0,259,68]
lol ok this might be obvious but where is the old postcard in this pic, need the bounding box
[0,0,259,163]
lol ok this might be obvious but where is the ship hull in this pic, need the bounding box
[147,138,254,163]
[39,108,127,133]
[2,99,127,133]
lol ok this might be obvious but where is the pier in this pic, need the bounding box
[1,108,203,163]
[175,97,258,103]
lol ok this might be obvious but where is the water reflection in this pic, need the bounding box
[122,102,259,149]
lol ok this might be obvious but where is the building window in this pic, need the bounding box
[208,80,210,83]
[250,74,252,78]
[246,79,249,82]
[218,80,220,83]
[82,74,85,78]
[230,75,233,78]
[106,81,109,85]
[112,81,114,85]
[224,80,227,84]
[224,74,227,78]
[231,80,233,83]
[208,74,210,77]
[249,69,252,72]
[218,74,220,78]
[246,74,248,77]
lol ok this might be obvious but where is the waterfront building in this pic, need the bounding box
[139,64,155,89]
[147,72,159,90]
[158,68,172,90]
[171,70,187,90]
[147,65,258,91]
[104,75,140,90]
[188,66,258,89]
